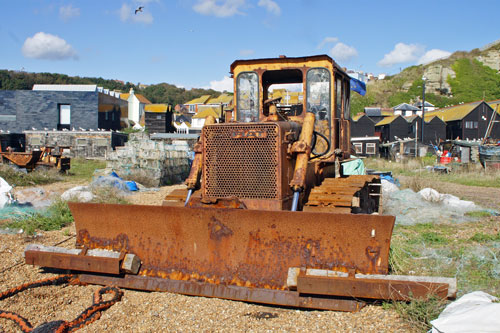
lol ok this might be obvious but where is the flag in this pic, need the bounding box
[350,77,366,96]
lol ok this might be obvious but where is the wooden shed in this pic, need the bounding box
[350,113,375,137]
[375,115,411,143]
[145,104,175,133]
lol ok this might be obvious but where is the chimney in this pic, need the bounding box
[129,88,135,95]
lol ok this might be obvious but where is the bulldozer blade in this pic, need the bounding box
[69,202,395,290]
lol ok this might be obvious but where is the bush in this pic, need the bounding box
[389,296,448,332]
[0,164,62,187]
[7,200,73,235]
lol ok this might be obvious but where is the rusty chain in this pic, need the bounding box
[0,274,123,332]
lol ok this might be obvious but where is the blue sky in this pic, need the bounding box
[1,0,499,92]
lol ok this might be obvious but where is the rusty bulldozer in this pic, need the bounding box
[26,55,456,311]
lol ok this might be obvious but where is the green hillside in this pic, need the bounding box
[351,46,500,115]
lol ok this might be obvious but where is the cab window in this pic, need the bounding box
[237,72,259,122]
[307,68,331,153]
[306,68,331,122]
[335,77,342,119]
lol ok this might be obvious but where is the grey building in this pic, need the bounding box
[0,85,127,133]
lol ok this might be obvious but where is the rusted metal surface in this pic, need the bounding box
[290,112,315,192]
[296,274,451,301]
[202,122,300,210]
[69,202,395,289]
[37,147,71,172]
[0,150,43,170]
[25,250,121,274]
[78,274,365,312]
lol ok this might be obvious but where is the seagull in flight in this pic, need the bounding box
[135,6,144,14]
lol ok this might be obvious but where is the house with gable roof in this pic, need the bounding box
[184,95,211,114]
[426,101,497,140]
[120,88,151,126]
[191,107,222,133]
[393,103,421,117]
[144,104,174,133]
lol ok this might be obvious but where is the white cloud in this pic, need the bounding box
[378,42,425,67]
[329,42,358,62]
[417,49,452,65]
[317,36,338,49]
[239,49,255,56]
[258,0,280,15]
[209,76,233,92]
[193,0,246,17]
[119,3,154,24]
[59,5,80,22]
[22,32,78,60]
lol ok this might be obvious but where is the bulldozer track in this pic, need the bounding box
[304,175,382,214]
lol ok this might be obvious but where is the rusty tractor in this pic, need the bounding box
[26,55,456,311]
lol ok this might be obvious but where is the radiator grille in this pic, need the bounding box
[203,124,279,199]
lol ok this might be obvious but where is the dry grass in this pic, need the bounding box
[364,157,500,188]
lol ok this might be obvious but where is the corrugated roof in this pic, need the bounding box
[120,93,152,104]
[33,84,97,92]
[192,107,221,119]
[145,104,169,113]
[425,103,479,122]
[185,95,211,105]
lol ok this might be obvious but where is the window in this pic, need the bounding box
[366,143,376,155]
[58,104,71,130]
[343,80,350,120]
[105,112,109,121]
[465,121,477,129]
[237,72,259,122]
[307,68,331,122]
[307,68,331,153]
[354,143,362,154]
[112,112,115,121]
[335,77,342,119]
[157,115,162,120]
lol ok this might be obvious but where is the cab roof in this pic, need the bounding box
[230,54,347,76]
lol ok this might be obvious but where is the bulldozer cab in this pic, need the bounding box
[230,55,352,158]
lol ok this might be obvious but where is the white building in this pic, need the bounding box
[120,88,151,126]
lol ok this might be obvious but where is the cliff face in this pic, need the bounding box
[399,41,500,96]
[476,49,500,71]
[423,64,456,95]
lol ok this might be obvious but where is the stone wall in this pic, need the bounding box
[24,130,127,158]
[107,133,192,187]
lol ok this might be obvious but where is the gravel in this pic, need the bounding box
[1,184,414,332]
